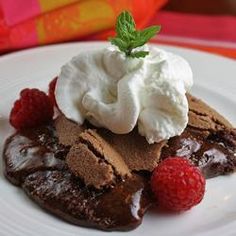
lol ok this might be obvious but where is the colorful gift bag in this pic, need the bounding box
[0,0,167,53]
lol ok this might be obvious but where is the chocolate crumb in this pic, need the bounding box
[80,129,131,178]
[187,94,233,131]
[98,128,167,172]
[66,143,115,189]
[66,129,131,189]
[55,115,85,146]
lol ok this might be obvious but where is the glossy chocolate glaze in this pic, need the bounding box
[23,171,151,231]
[161,127,236,178]
[3,125,68,185]
[3,123,236,231]
[3,124,151,231]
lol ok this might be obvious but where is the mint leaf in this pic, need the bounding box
[109,11,161,58]
[109,37,128,51]
[116,11,135,39]
[140,26,161,42]
[130,37,147,49]
[130,51,149,58]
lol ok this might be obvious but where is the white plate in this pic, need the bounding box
[0,42,236,236]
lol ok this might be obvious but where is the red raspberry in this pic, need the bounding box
[48,77,58,107]
[10,88,54,130]
[151,157,205,212]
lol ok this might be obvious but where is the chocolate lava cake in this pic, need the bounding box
[3,94,236,231]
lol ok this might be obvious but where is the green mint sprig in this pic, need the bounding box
[109,11,161,58]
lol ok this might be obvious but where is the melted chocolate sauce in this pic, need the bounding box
[3,124,151,231]
[3,123,236,231]
[161,128,236,178]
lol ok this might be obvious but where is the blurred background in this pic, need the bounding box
[0,0,236,58]
[165,0,236,15]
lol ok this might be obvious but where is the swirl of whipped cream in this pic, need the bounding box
[55,45,193,143]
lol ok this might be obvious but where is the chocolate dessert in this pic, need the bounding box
[3,11,236,232]
[3,95,236,231]
[161,95,236,178]
[3,122,152,231]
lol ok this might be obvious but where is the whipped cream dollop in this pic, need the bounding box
[55,45,193,144]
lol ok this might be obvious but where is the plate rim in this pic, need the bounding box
[1,41,236,236]
[1,41,236,63]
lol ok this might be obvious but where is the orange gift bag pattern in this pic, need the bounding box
[0,0,167,53]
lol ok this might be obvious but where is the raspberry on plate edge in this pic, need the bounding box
[151,157,206,212]
[10,88,54,130]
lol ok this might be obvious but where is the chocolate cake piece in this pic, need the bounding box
[161,95,236,178]
[79,129,131,178]
[66,143,116,189]
[187,94,233,131]
[98,128,167,172]
[55,115,85,146]
[66,129,131,189]
[55,115,167,172]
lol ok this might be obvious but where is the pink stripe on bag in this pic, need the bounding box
[0,0,40,26]
[154,11,236,43]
